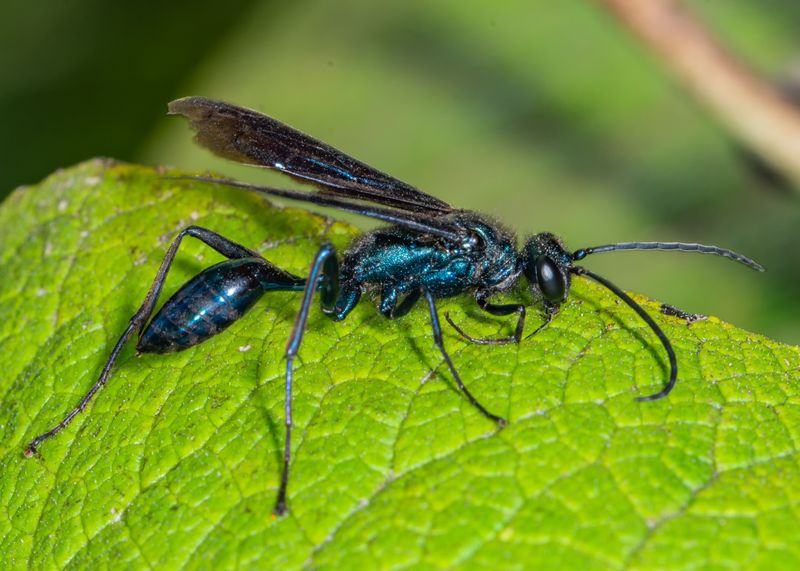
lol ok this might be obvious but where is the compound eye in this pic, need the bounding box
[536,256,566,301]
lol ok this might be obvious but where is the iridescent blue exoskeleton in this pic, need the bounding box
[25,97,765,515]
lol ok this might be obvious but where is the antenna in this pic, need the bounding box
[572,241,764,272]
[571,267,677,401]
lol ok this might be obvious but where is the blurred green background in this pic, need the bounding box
[2,0,798,343]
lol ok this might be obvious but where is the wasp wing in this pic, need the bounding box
[168,97,453,214]
[180,176,463,241]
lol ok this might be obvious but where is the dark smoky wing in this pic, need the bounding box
[168,97,453,214]
[182,176,465,242]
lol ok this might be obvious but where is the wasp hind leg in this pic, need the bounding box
[24,226,297,457]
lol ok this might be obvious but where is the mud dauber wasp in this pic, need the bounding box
[25,97,764,515]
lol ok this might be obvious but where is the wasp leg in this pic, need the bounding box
[391,289,421,319]
[274,243,339,516]
[444,294,526,345]
[24,226,276,457]
[379,288,421,319]
[422,289,507,428]
[522,302,558,341]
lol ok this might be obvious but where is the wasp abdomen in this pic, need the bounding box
[137,257,303,353]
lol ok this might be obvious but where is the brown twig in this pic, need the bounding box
[599,0,800,191]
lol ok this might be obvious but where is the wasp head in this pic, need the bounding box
[521,232,573,304]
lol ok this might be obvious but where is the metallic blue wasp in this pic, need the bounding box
[25,97,764,515]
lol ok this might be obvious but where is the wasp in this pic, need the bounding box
[25,97,764,515]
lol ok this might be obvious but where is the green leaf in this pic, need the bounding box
[1,160,799,570]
